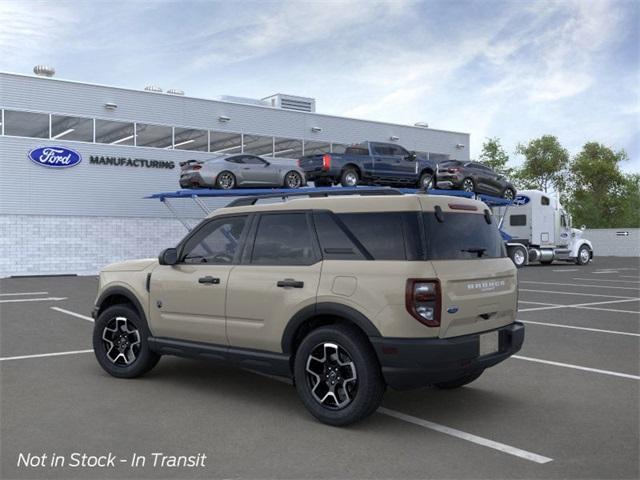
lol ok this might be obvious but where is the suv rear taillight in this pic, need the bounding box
[322,154,332,171]
[297,159,301,167]
[448,167,460,173]
[405,279,441,327]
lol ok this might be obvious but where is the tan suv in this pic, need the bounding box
[92,191,524,426]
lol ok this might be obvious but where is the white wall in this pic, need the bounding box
[584,228,640,257]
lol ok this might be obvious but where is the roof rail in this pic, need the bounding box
[225,186,403,207]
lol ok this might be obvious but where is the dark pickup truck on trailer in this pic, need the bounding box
[298,141,437,188]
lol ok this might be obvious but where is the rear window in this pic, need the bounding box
[423,212,505,260]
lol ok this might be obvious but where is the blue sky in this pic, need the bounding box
[1,0,638,172]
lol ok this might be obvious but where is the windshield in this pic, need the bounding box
[423,212,506,260]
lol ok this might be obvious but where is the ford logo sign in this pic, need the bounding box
[513,195,530,206]
[28,146,82,168]
[447,306,459,314]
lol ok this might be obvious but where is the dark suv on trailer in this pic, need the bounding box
[436,160,516,200]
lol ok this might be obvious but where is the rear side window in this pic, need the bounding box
[251,213,318,265]
[344,147,369,156]
[335,212,421,260]
[510,215,527,226]
[424,212,505,260]
[313,212,365,260]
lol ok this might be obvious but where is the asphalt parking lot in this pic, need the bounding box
[1,256,638,479]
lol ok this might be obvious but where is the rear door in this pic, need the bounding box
[225,212,322,352]
[370,143,396,180]
[149,215,249,345]
[421,207,517,339]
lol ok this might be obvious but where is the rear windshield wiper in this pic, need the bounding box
[461,247,487,257]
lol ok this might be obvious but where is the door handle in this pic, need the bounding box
[198,276,220,285]
[277,279,304,288]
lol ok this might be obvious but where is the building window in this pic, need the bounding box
[210,131,243,154]
[303,141,331,156]
[95,119,135,145]
[273,137,303,159]
[243,134,274,156]
[3,110,49,138]
[135,123,173,148]
[173,127,208,151]
[429,153,450,163]
[51,114,93,142]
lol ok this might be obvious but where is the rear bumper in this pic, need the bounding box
[370,322,525,390]
[435,174,464,189]
[179,172,208,188]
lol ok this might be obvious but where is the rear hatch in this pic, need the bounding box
[422,207,518,338]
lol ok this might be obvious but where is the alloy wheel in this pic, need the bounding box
[421,174,433,189]
[462,179,474,192]
[344,172,358,186]
[102,316,141,366]
[218,172,235,189]
[580,247,590,264]
[305,342,358,409]
[513,248,526,266]
[504,189,515,200]
[286,172,302,188]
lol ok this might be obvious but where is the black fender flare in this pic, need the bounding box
[94,286,147,324]
[281,302,381,354]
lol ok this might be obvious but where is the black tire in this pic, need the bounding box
[434,369,484,389]
[461,177,475,193]
[313,178,332,187]
[418,172,434,190]
[576,245,591,265]
[93,304,160,379]
[294,324,384,426]
[508,245,527,268]
[340,168,360,187]
[283,170,303,189]
[503,188,516,201]
[216,171,236,189]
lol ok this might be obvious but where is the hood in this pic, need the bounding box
[571,228,584,240]
[101,258,158,272]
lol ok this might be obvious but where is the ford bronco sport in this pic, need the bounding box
[92,191,524,426]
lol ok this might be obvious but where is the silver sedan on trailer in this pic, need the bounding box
[179,154,307,189]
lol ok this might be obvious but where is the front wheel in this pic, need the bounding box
[340,168,360,187]
[508,245,527,268]
[93,305,160,378]
[434,369,484,389]
[294,324,384,426]
[503,188,516,201]
[418,172,434,190]
[576,245,591,265]
[284,171,303,189]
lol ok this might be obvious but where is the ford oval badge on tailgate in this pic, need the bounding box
[447,306,459,314]
[28,146,82,168]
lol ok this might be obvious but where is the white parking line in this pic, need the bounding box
[51,307,94,322]
[0,291,49,296]
[519,320,640,337]
[377,408,553,464]
[552,269,579,272]
[520,281,639,291]
[513,356,640,380]
[0,297,67,304]
[519,289,636,299]
[575,306,640,315]
[593,271,619,274]
[0,349,93,362]
[518,297,640,312]
[518,300,561,306]
[620,275,640,279]
[572,278,640,284]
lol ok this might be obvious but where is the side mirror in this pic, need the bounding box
[407,151,417,161]
[263,160,270,166]
[159,247,178,266]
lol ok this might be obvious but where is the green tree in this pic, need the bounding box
[565,142,638,228]
[515,135,569,193]
[479,137,511,175]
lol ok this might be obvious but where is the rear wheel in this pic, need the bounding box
[93,305,160,378]
[576,245,591,265]
[294,324,384,426]
[340,168,360,187]
[434,369,484,389]
[216,171,236,189]
[461,177,475,192]
[284,171,303,189]
[418,172,434,190]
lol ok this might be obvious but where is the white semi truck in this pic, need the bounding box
[494,190,594,267]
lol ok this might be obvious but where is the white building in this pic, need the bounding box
[0,70,470,277]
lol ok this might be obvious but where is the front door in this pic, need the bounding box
[238,155,277,185]
[149,215,249,345]
[226,212,322,352]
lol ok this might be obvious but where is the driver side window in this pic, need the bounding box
[182,216,248,264]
